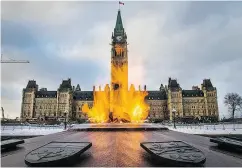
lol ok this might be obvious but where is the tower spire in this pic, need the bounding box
[114,10,124,36]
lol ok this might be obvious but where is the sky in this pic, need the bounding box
[1,1,242,119]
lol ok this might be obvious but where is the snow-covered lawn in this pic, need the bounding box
[2,123,241,136]
[1,125,64,136]
[164,123,242,135]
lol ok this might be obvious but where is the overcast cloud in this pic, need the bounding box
[1,1,242,119]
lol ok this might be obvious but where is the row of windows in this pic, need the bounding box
[35,105,56,109]
[183,99,204,103]
[147,101,164,105]
[147,97,163,100]
[172,93,180,98]
[24,105,31,109]
[184,110,205,113]
[183,110,217,114]
[149,115,163,118]
[189,106,204,109]
[35,112,56,116]
[207,93,216,97]
[150,107,167,111]
[23,112,31,117]
[208,105,216,108]
[36,95,57,98]
[60,94,68,98]
[35,99,56,103]
[24,94,32,98]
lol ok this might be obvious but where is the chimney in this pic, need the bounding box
[93,86,95,91]
[139,85,141,91]
[99,85,101,91]
[144,85,146,91]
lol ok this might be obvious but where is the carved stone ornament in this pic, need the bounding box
[140,141,206,165]
[1,139,24,149]
[210,137,242,149]
[25,141,92,167]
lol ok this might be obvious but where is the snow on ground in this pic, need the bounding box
[1,123,242,136]
[164,123,242,135]
[1,125,64,136]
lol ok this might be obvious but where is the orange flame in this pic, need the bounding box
[82,62,149,123]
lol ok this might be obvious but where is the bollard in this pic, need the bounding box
[223,124,225,130]
[233,123,236,131]
[213,124,216,130]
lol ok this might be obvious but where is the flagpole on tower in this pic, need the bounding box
[118,1,124,11]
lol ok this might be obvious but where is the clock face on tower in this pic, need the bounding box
[116,36,122,41]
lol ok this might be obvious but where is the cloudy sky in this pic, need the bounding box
[1,1,242,119]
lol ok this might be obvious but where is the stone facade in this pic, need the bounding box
[166,78,219,121]
[21,78,219,121]
[20,10,219,122]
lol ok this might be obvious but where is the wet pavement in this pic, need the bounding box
[1,129,242,167]
[70,123,168,131]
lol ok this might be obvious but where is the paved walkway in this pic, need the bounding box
[1,130,242,167]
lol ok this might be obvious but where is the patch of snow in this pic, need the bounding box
[164,124,242,135]
[1,125,64,136]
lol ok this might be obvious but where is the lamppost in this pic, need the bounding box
[64,112,67,130]
[172,108,177,129]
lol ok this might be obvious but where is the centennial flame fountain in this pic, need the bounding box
[82,10,150,123]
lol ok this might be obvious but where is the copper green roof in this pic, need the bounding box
[202,79,216,91]
[114,10,124,36]
[182,90,204,97]
[26,80,38,89]
[36,91,57,98]
[145,91,167,100]
[58,78,72,91]
[73,91,93,100]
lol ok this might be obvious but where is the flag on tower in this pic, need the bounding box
[119,1,124,5]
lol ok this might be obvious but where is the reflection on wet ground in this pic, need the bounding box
[1,130,242,167]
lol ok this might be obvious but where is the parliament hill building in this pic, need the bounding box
[20,10,219,122]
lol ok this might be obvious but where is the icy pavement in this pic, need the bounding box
[164,123,242,135]
[1,125,64,136]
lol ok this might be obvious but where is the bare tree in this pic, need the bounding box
[224,93,242,119]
